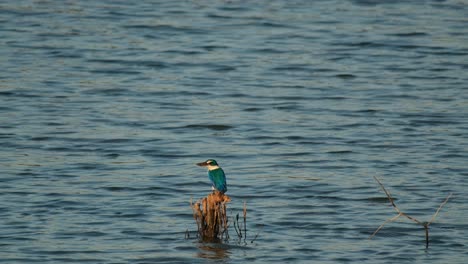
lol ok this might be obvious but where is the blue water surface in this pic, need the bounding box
[1,0,467,263]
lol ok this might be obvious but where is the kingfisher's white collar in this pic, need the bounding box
[207,165,220,171]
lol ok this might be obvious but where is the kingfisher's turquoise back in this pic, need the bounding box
[208,168,227,193]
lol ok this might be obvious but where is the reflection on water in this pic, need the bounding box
[197,242,231,261]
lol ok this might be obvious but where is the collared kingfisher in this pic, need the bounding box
[196,159,227,194]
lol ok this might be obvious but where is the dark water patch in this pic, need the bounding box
[311,67,336,73]
[0,106,14,112]
[254,21,296,29]
[243,107,263,112]
[247,47,288,54]
[218,5,251,12]
[47,50,82,59]
[0,91,15,96]
[205,13,235,20]
[417,49,468,56]
[2,191,33,196]
[407,74,454,80]
[352,0,403,7]
[335,74,356,79]
[162,49,202,55]
[177,91,214,98]
[111,212,147,218]
[172,62,237,72]
[0,7,50,17]
[271,65,311,72]
[248,135,280,140]
[133,256,195,264]
[89,68,142,75]
[399,112,462,119]
[297,140,326,145]
[0,133,16,139]
[366,197,397,203]
[343,41,384,48]
[272,220,318,228]
[105,153,120,159]
[124,24,207,35]
[428,67,450,72]
[156,153,199,159]
[46,122,67,126]
[236,194,278,200]
[388,32,429,37]
[97,138,134,144]
[30,136,51,141]
[212,64,237,72]
[178,124,234,131]
[342,41,426,51]
[285,135,306,141]
[120,230,160,237]
[0,258,44,263]
[198,44,229,51]
[72,162,108,171]
[87,58,167,69]
[44,192,68,197]
[320,96,348,101]
[327,55,353,62]
[44,147,74,152]
[326,150,353,154]
[377,93,421,100]
[101,185,179,194]
[437,153,468,159]
[263,141,283,146]
[337,122,377,128]
[409,119,461,126]
[274,104,300,111]
[431,97,455,102]
[7,43,69,51]
[81,87,133,96]
[356,109,381,114]
[0,90,42,98]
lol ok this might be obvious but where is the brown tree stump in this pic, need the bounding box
[191,191,231,240]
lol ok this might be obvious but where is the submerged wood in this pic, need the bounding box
[191,191,231,240]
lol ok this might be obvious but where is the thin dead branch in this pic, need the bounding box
[251,224,264,244]
[428,193,453,226]
[369,212,403,239]
[370,176,452,248]
[243,201,247,243]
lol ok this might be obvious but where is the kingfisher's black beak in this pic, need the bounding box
[196,161,208,167]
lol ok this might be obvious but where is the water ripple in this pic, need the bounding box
[1,0,467,263]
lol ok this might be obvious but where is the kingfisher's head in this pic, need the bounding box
[196,159,220,170]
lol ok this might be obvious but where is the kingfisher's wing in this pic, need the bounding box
[208,171,215,185]
[210,168,227,193]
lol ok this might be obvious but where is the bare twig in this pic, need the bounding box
[427,193,453,226]
[374,176,398,210]
[251,224,264,243]
[243,201,247,243]
[369,212,403,239]
[372,176,422,225]
[236,213,242,238]
[370,176,452,248]
[233,213,241,238]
